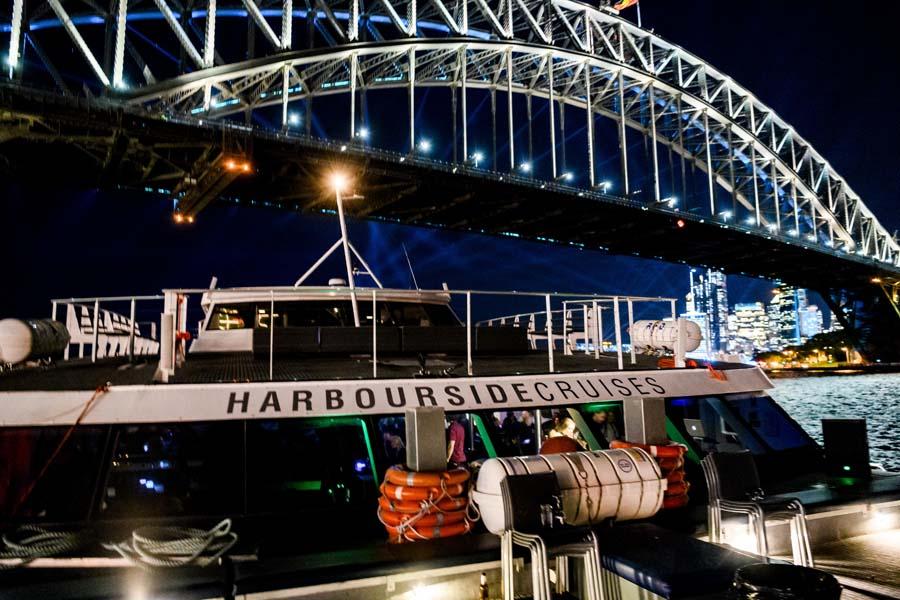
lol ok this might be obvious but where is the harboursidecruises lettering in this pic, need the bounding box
[225,375,668,415]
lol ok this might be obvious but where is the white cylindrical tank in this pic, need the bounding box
[629,319,702,353]
[472,448,665,534]
[0,319,70,364]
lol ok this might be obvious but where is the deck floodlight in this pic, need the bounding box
[329,171,350,193]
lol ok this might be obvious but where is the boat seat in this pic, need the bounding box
[252,327,319,355]
[475,326,529,354]
[401,326,467,353]
[319,326,401,354]
[598,522,775,599]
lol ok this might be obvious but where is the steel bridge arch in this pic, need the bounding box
[4,0,899,267]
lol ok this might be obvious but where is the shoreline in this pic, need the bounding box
[765,364,900,378]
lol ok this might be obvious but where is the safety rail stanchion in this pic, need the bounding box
[51,301,57,322]
[466,292,473,376]
[372,289,378,378]
[613,296,623,370]
[627,298,636,365]
[562,300,569,356]
[670,299,677,323]
[583,304,590,355]
[91,299,100,363]
[592,300,601,359]
[545,294,554,373]
[128,297,136,360]
[269,291,274,382]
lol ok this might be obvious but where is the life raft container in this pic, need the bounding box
[610,440,690,510]
[472,448,665,535]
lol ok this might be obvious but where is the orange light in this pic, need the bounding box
[173,213,184,224]
[186,215,195,224]
[676,219,685,228]
[329,171,350,193]
[241,162,251,173]
[871,277,883,284]
[225,159,236,171]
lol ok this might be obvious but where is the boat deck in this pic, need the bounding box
[0,350,671,391]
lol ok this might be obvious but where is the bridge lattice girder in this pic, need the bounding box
[4,0,899,268]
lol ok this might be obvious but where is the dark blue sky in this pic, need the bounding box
[2,1,896,321]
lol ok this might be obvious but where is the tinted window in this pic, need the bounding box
[246,419,376,514]
[576,403,624,449]
[208,303,255,330]
[727,395,812,451]
[0,426,106,521]
[101,423,243,517]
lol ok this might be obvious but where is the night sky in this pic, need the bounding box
[2,1,898,321]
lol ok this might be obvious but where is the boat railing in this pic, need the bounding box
[146,287,677,382]
[49,296,164,362]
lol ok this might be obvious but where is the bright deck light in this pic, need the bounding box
[329,172,350,192]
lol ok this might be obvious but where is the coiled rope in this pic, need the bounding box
[0,525,91,570]
[102,519,238,568]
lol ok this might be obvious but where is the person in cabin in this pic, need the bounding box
[518,411,537,454]
[446,415,468,469]
[540,418,584,455]
[591,410,621,448]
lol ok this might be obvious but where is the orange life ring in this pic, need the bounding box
[656,358,700,369]
[656,456,685,471]
[662,494,690,510]
[386,519,472,541]
[610,439,685,459]
[666,469,685,483]
[379,508,468,528]
[385,466,470,488]
[381,482,466,502]
[664,480,691,497]
[378,495,468,514]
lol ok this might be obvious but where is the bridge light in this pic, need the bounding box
[418,139,432,154]
[470,151,484,167]
[599,180,612,192]
[745,217,756,225]
[288,112,301,126]
[720,210,732,221]
[519,161,532,173]
[173,213,184,224]
[766,224,777,232]
[676,219,686,229]
[871,277,883,284]
[356,127,370,140]
[807,234,817,242]
[557,172,573,183]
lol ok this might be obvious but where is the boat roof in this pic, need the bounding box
[198,286,453,305]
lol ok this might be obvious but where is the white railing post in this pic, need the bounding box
[269,290,275,381]
[670,299,677,322]
[372,289,378,378]
[91,299,100,363]
[128,297,136,359]
[627,298,636,365]
[51,301,57,321]
[466,292,473,376]
[613,296,623,370]
[593,300,601,359]
[583,304,589,355]
[545,294,554,373]
[562,300,569,356]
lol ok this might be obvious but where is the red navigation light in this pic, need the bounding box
[676,219,686,229]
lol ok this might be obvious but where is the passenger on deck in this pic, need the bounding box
[383,431,405,465]
[519,411,537,454]
[592,410,621,448]
[540,418,584,455]
[447,416,468,469]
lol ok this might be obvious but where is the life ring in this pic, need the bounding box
[379,508,468,528]
[386,519,472,541]
[378,495,468,514]
[657,357,699,369]
[610,439,685,459]
[385,466,470,488]
[662,494,690,510]
[664,480,691,497]
[666,469,685,484]
[656,456,685,472]
[381,482,466,502]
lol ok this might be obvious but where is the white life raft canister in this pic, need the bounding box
[472,448,666,535]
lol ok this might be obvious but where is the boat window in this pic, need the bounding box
[377,416,407,466]
[0,426,106,521]
[490,410,542,456]
[726,394,812,451]
[575,402,624,449]
[208,303,255,330]
[101,423,243,517]
[246,418,376,514]
[384,302,459,327]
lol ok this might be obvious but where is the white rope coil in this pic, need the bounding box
[0,525,89,569]
[102,519,237,568]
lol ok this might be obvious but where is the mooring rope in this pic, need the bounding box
[102,519,237,568]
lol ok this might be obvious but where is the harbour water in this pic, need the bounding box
[770,373,900,471]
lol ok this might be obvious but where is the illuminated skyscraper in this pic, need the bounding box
[733,302,771,353]
[769,284,801,347]
[799,305,824,340]
[687,268,729,353]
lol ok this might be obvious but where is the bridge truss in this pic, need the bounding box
[3,0,899,268]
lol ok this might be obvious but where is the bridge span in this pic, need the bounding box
[2,0,899,354]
